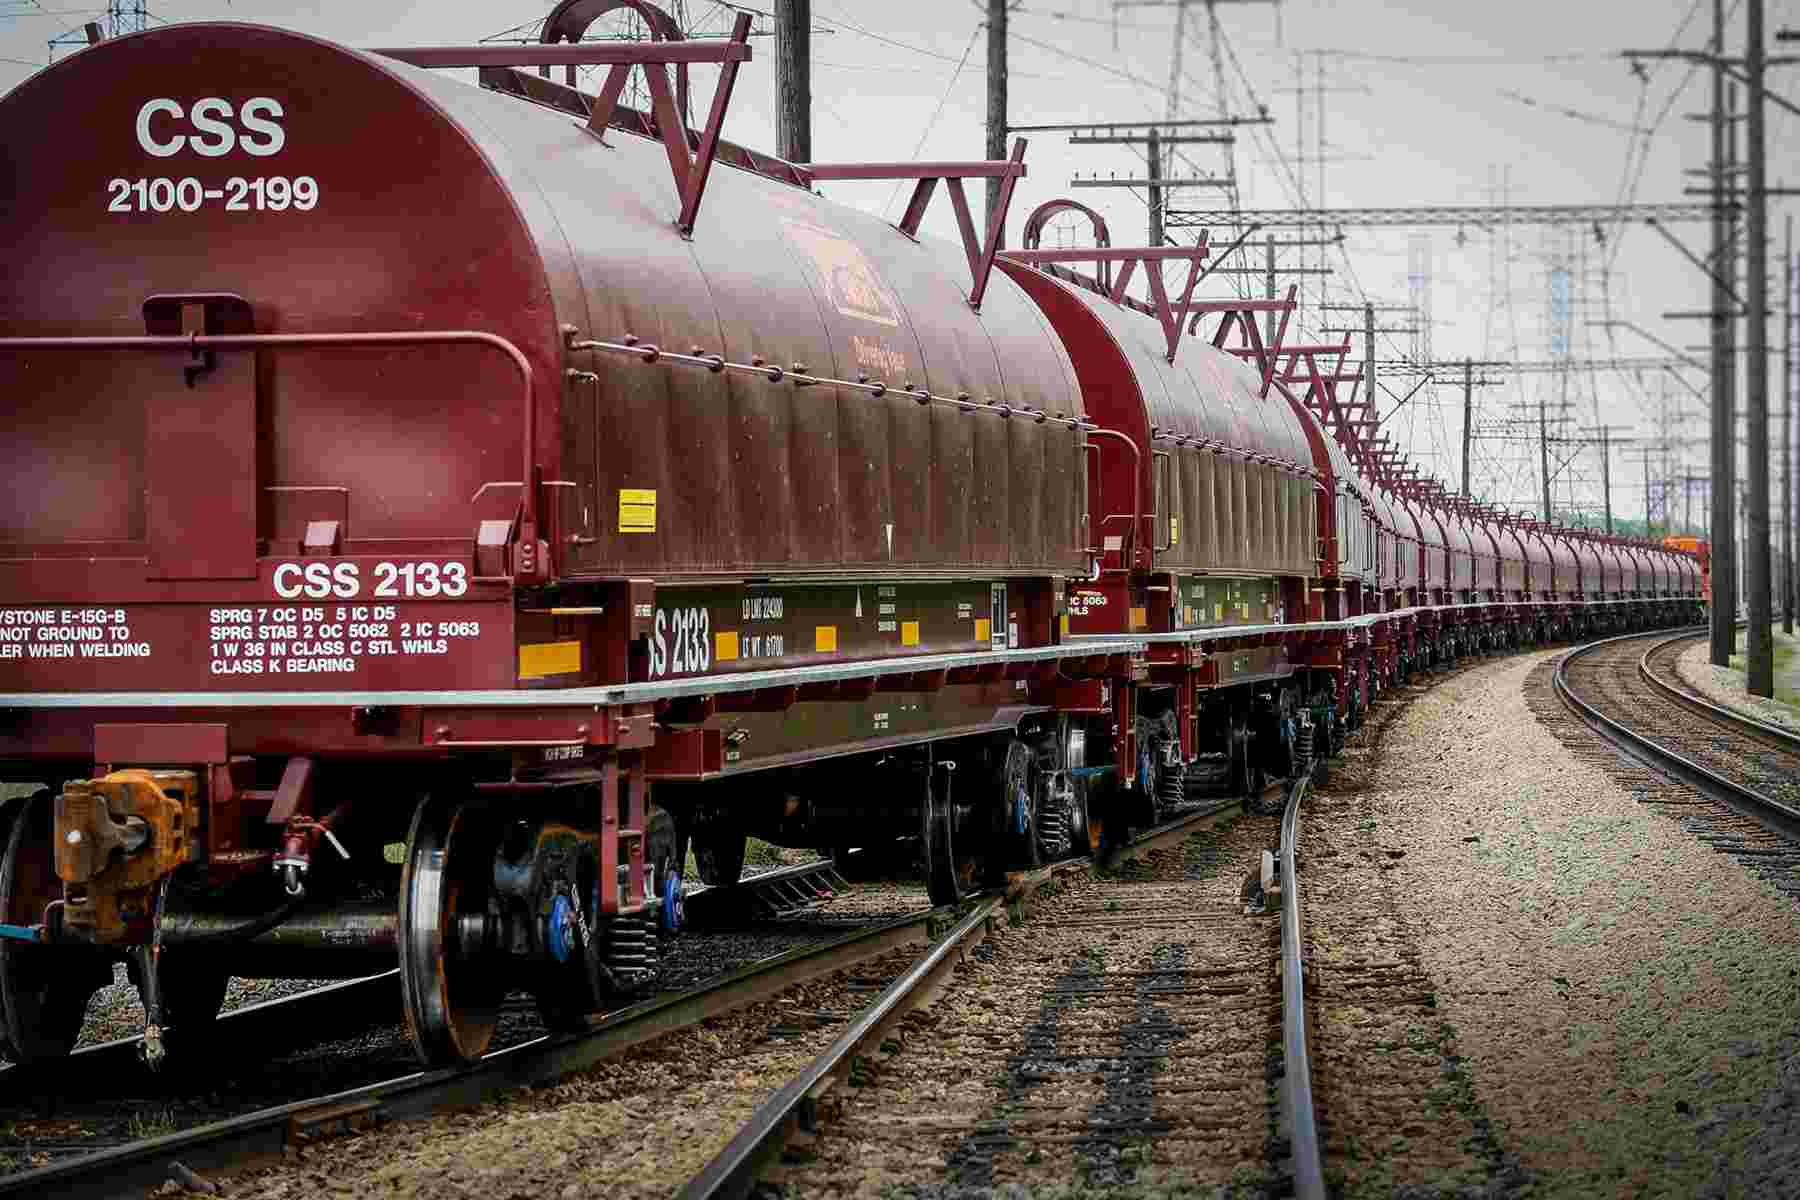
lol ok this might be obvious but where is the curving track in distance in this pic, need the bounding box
[1554,628,1800,852]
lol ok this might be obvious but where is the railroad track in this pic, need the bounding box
[1301,663,1531,1197]
[1549,629,1800,895]
[677,788,1319,1198]
[0,810,1240,1198]
[0,855,866,1116]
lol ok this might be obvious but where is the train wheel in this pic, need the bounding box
[399,794,505,1065]
[921,762,980,905]
[998,740,1041,870]
[0,792,110,1063]
[646,808,686,933]
[530,843,607,1034]
[1066,779,1093,857]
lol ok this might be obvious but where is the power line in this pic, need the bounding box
[1170,203,1717,228]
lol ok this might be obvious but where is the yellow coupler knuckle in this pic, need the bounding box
[54,769,200,942]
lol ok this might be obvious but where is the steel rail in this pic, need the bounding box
[1638,629,1800,757]
[0,906,951,1199]
[1280,771,1325,1200]
[677,898,1000,1200]
[1554,628,1800,838]
[678,798,1248,1199]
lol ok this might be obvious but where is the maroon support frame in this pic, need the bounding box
[802,139,1029,311]
[1001,242,1213,364]
[375,12,754,237]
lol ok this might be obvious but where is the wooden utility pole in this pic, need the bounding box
[1746,0,1773,695]
[985,0,1008,236]
[1778,212,1792,636]
[1148,126,1164,245]
[1710,7,1738,666]
[1265,234,1277,345]
[774,0,811,164]
[1581,426,1636,534]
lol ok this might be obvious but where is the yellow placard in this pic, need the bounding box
[715,631,740,661]
[815,625,838,652]
[618,488,657,534]
[1170,516,1180,546]
[1058,613,1070,638]
[901,620,920,646]
[1129,606,1148,631]
[518,640,582,679]
[974,617,992,643]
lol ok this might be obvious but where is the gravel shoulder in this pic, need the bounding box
[1369,646,1800,1198]
[1675,637,1800,734]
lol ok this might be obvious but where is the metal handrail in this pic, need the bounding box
[0,330,542,580]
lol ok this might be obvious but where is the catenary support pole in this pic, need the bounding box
[1785,213,1795,635]
[985,0,1009,238]
[1365,302,1376,441]
[1265,234,1277,347]
[1539,389,1553,522]
[1462,357,1474,497]
[1148,126,1164,246]
[1601,426,1614,535]
[774,0,811,164]
[1746,0,1772,696]
[1711,8,1738,666]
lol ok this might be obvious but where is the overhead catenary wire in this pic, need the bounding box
[880,23,980,220]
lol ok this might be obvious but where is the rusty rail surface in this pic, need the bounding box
[1279,770,1325,1200]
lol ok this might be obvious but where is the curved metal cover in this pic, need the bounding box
[1499,527,1536,594]
[998,262,1316,578]
[448,58,1088,577]
[1,24,551,560]
[1539,531,1580,594]
[2,23,1085,582]
[1367,488,1413,591]
[1565,535,1607,596]
[1440,514,1477,592]
[1599,542,1631,593]
[1379,490,1422,591]
[1409,500,1450,590]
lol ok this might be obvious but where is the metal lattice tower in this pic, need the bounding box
[49,1,149,58]
[105,0,146,36]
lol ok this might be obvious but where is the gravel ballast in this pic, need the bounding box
[1366,646,1800,1196]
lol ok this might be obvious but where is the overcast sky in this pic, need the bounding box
[3,0,1796,524]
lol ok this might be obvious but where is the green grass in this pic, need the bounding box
[127,1108,177,1139]
[1724,630,1800,710]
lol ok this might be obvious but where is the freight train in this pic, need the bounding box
[0,10,1701,1069]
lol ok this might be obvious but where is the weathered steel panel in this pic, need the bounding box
[996,261,1317,580]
